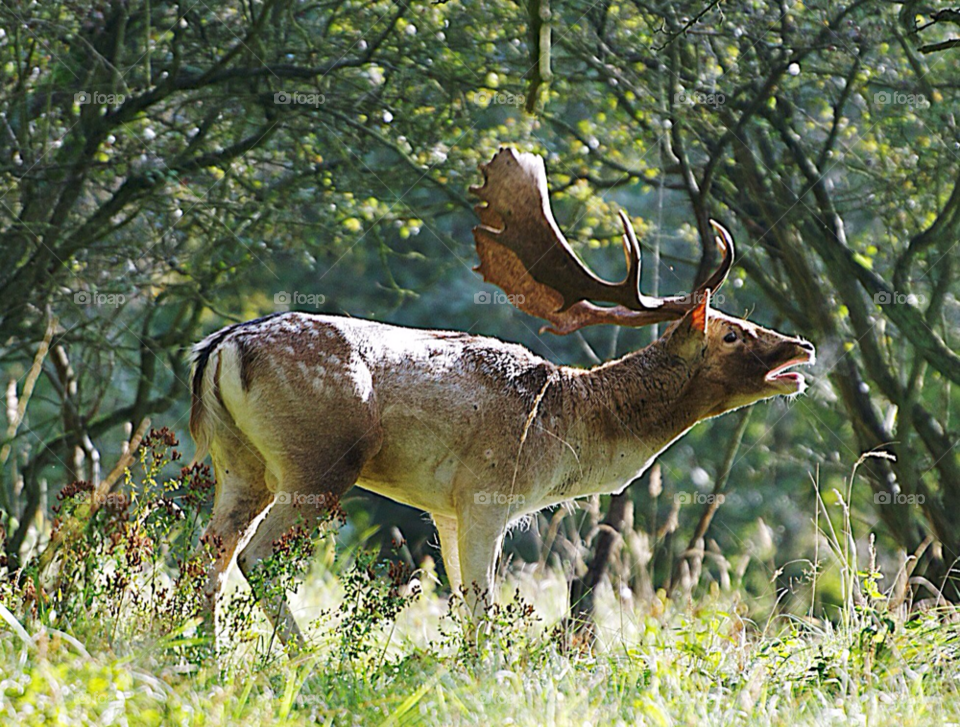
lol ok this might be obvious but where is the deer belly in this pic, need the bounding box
[356,440,461,516]
[354,476,456,516]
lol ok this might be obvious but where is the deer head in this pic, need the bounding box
[658,292,815,421]
[471,147,814,417]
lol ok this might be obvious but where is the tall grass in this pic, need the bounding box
[0,432,956,726]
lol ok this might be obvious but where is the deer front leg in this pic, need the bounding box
[432,514,462,595]
[456,502,509,617]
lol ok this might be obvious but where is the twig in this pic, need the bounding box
[0,315,56,468]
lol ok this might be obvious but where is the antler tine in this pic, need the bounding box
[700,220,735,295]
[618,209,643,302]
[472,147,735,334]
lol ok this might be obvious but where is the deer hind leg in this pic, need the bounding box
[198,428,272,633]
[236,434,379,650]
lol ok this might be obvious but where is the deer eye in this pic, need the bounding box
[723,331,738,343]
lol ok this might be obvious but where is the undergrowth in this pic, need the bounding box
[0,431,957,726]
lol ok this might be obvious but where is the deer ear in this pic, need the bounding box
[689,290,710,334]
[665,291,710,359]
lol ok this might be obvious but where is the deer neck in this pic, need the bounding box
[550,342,704,496]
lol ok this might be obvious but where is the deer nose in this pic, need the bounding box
[796,339,815,353]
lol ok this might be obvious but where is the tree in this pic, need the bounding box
[548,0,960,601]
[2,0,957,613]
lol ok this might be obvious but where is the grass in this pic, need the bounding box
[0,436,958,726]
[1,572,958,725]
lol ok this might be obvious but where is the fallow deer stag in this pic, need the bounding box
[190,147,815,647]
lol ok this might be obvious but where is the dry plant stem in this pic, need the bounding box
[812,451,895,628]
[810,467,820,620]
[568,491,630,637]
[668,407,752,596]
[93,418,152,506]
[0,315,56,469]
[35,417,151,578]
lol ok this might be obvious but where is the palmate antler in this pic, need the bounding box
[471,147,734,334]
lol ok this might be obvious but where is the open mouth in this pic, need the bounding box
[765,351,816,390]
